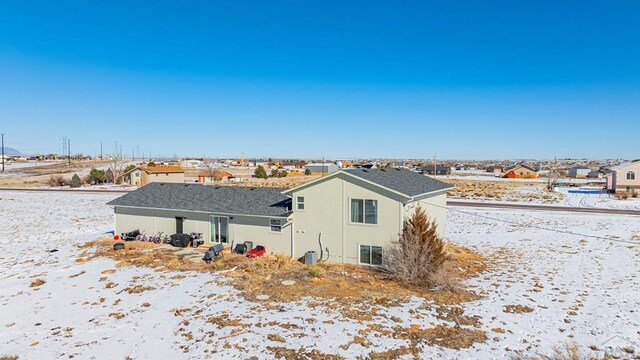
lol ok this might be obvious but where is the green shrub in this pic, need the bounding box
[254,165,268,179]
[70,174,82,188]
[307,265,324,278]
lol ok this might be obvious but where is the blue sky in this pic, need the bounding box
[0,1,638,159]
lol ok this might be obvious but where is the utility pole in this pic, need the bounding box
[68,138,71,165]
[1,133,5,172]
[433,153,437,176]
[100,141,103,160]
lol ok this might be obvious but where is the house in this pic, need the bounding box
[605,160,640,194]
[503,164,539,179]
[125,166,185,186]
[304,163,339,174]
[587,170,604,179]
[485,166,504,173]
[108,168,453,265]
[568,166,591,178]
[196,170,234,184]
[421,165,451,176]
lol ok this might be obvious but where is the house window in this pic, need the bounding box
[627,172,635,180]
[270,219,282,232]
[296,196,305,210]
[351,199,378,224]
[359,245,383,266]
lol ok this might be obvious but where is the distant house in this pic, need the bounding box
[197,170,233,184]
[587,170,604,179]
[125,166,185,186]
[568,167,591,178]
[421,165,451,176]
[503,164,539,179]
[108,168,453,265]
[485,166,504,173]
[304,163,339,174]
[605,160,640,194]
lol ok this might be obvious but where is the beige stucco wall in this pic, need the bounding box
[147,172,185,184]
[288,173,448,265]
[114,206,292,254]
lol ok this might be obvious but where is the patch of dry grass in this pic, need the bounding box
[267,346,344,360]
[392,323,487,350]
[30,279,45,288]
[503,304,534,314]
[445,179,563,203]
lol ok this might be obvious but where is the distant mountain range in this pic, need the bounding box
[1,147,21,155]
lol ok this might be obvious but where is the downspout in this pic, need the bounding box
[341,174,345,264]
[290,217,295,258]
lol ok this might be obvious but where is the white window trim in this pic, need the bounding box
[358,244,383,267]
[296,196,305,211]
[269,218,283,234]
[348,197,379,226]
[627,171,635,180]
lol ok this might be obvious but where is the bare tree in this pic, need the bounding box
[546,157,560,191]
[203,160,221,183]
[106,153,127,184]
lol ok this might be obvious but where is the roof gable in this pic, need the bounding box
[343,168,453,197]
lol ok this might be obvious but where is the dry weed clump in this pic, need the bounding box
[30,279,46,288]
[267,346,344,360]
[393,324,487,350]
[503,304,534,314]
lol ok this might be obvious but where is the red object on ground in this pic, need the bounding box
[246,245,266,258]
[113,234,120,240]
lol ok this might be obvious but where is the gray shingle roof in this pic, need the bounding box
[107,183,292,217]
[343,168,453,197]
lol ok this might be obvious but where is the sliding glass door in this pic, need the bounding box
[210,216,229,243]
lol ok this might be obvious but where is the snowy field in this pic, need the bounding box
[0,191,639,359]
[452,190,640,211]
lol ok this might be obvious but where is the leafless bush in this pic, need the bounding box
[429,266,462,292]
[384,206,446,287]
[614,191,630,200]
[47,175,65,187]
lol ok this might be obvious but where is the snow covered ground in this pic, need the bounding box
[559,188,640,211]
[1,191,639,359]
[453,189,640,211]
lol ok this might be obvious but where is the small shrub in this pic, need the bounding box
[69,174,82,188]
[615,191,630,200]
[304,168,312,175]
[632,192,638,198]
[278,170,288,178]
[428,266,461,292]
[307,265,324,278]
[47,175,65,187]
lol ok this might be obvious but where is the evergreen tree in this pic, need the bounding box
[70,174,83,188]
[254,165,268,179]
